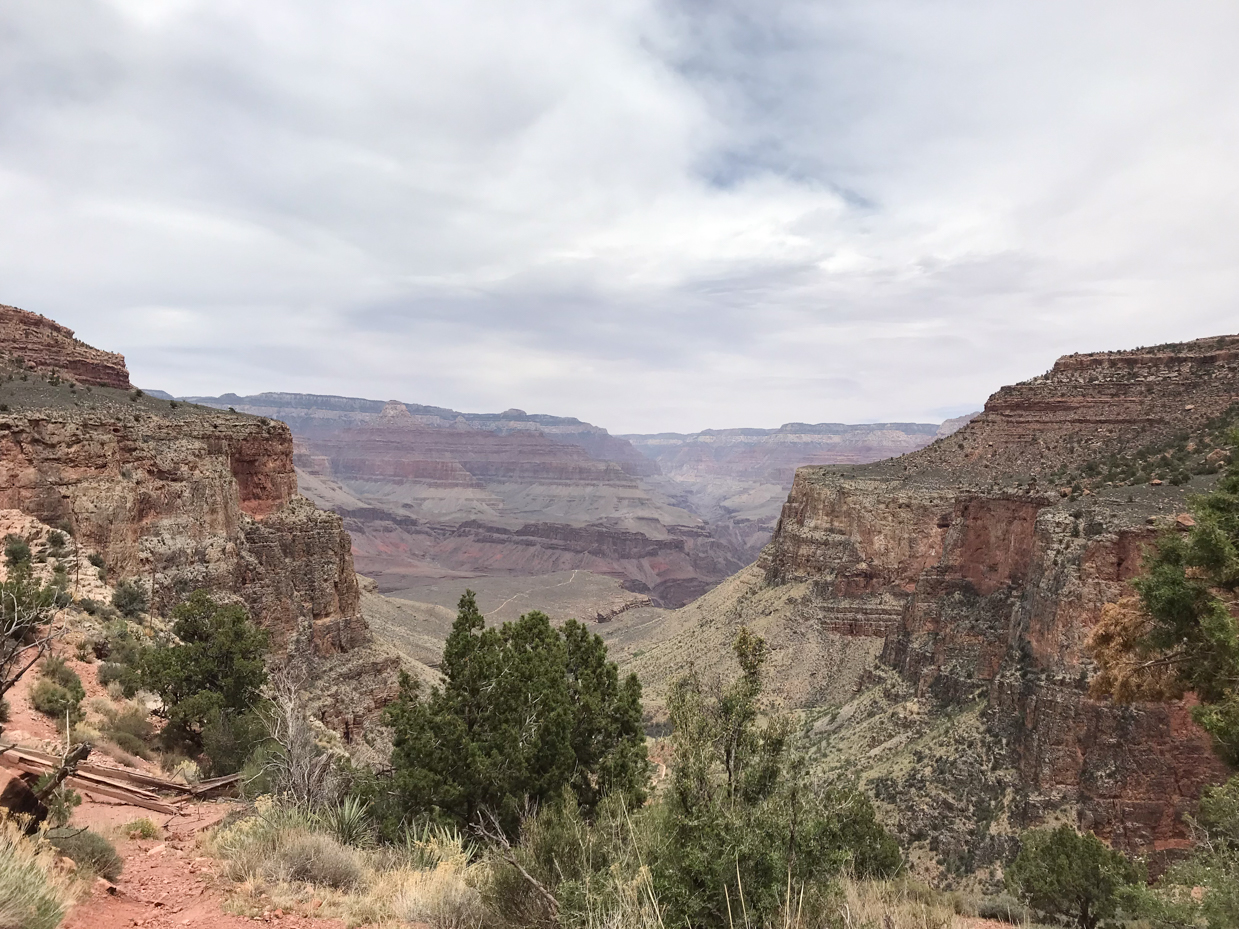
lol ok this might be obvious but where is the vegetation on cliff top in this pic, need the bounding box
[1086,431,1239,928]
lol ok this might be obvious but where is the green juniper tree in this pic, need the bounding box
[385,591,647,835]
[138,590,268,771]
[1006,824,1142,929]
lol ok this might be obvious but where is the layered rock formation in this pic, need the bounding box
[624,419,972,566]
[190,393,739,606]
[0,305,399,740]
[624,334,1239,877]
[0,305,130,389]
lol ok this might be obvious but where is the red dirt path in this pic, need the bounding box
[63,800,348,929]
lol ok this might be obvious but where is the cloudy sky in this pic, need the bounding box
[1,1,1237,433]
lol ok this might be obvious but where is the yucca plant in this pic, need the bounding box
[320,795,376,848]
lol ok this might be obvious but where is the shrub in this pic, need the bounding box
[111,580,148,618]
[96,661,137,694]
[321,795,375,848]
[48,827,123,881]
[137,590,268,771]
[0,699,8,723]
[35,782,81,828]
[124,818,160,840]
[274,833,364,889]
[0,821,76,929]
[1007,824,1142,929]
[45,531,65,554]
[200,708,266,777]
[29,679,83,723]
[87,552,104,569]
[40,656,84,696]
[650,629,901,928]
[3,534,30,567]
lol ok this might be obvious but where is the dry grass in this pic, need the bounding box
[207,798,486,928]
[835,876,956,929]
[0,820,79,929]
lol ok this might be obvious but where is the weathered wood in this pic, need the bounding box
[0,744,185,813]
[34,742,91,802]
[69,779,180,815]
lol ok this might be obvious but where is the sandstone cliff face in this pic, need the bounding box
[0,308,398,739]
[0,405,365,655]
[753,335,1239,866]
[0,305,131,389]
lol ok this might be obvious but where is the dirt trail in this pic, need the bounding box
[63,800,347,929]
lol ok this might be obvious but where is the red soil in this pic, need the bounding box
[62,800,347,929]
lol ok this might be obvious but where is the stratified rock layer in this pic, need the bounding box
[755,334,1239,864]
[0,305,131,389]
[0,309,399,740]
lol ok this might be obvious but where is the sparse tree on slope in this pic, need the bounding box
[385,591,647,835]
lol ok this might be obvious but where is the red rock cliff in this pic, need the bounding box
[762,334,1239,864]
[0,304,131,389]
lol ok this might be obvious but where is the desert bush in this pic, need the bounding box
[111,580,148,618]
[652,629,900,928]
[96,660,137,694]
[393,852,487,929]
[0,821,76,929]
[29,678,83,722]
[33,778,82,828]
[124,818,160,840]
[321,795,376,849]
[386,591,647,836]
[86,553,104,569]
[0,699,8,723]
[45,531,65,555]
[1128,775,1239,929]
[100,702,154,758]
[835,876,954,929]
[3,535,30,567]
[1007,824,1142,929]
[48,827,123,881]
[273,833,364,889]
[40,656,83,695]
[137,590,268,770]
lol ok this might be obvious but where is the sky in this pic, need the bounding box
[1,1,1238,434]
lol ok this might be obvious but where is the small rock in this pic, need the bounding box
[147,843,167,856]
[1176,514,1197,529]
[1150,479,1163,486]
[57,855,76,873]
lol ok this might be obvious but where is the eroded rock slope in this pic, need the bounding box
[625,334,1239,879]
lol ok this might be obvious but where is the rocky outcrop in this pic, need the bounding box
[0,305,130,389]
[750,335,1239,867]
[0,311,399,739]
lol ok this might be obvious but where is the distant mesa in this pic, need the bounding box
[182,390,964,607]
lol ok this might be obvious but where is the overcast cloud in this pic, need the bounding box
[1,1,1237,433]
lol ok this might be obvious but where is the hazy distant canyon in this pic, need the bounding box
[181,391,973,608]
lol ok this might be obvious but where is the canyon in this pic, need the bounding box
[616,334,1239,882]
[0,305,404,745]
[186,391,959,611]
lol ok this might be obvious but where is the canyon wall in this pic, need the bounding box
[0,305,131,389]
[754,335,1239,865]
[192,393,742,606]
[0,304,396,738]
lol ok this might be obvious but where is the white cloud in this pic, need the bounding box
[0,0,1237,432]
